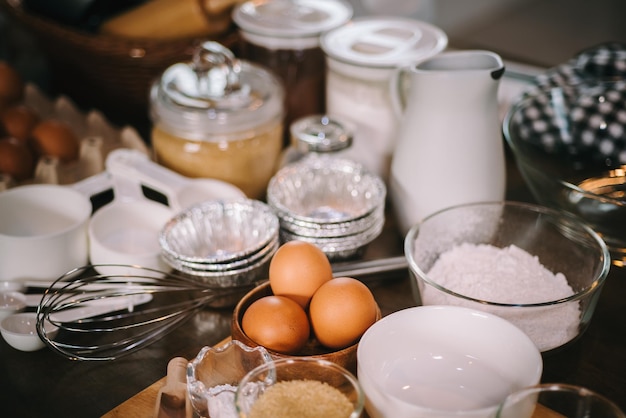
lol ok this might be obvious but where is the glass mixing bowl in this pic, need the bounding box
[405,201,611,354]
[503,81,626,266]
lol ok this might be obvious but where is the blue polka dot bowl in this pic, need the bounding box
[503,81,626,267]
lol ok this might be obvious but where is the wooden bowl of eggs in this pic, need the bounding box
[231,241,381,373]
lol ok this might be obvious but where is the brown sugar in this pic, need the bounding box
[248,379,354,418]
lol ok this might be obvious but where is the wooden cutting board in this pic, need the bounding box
[103,378,166,418]
[102,337,561,418]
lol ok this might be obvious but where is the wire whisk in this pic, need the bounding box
[36,264,259,361]
[35,257,409,361]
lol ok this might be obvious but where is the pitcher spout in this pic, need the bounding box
[415,50,505,75]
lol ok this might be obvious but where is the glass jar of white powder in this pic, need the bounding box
[320,17,447,180]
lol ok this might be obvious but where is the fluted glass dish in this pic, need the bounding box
[187,339,272,418]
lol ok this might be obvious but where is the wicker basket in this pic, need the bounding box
[0,0,240,135]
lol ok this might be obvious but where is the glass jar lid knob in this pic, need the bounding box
[192,41,243,97]
[161,41,251,109]
[291,114,354,153]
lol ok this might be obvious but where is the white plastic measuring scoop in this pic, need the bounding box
[74,171,175,275]
[105,148,245,211]
[0,183,92,283]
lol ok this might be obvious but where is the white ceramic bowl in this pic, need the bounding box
[0,312,58,352]
[357,305,543,418]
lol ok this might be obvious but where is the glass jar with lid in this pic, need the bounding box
[320,17,447,180]
[279,114,355,168]
[232,0,353,146]
[150,41,285,200]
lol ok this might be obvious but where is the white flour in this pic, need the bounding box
[207,384,238,418]
[422,243,580,352]
[206,382,263,418]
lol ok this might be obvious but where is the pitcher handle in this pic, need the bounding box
[389,64,412,119]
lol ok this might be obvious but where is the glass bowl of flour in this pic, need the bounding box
[404,201,611,353]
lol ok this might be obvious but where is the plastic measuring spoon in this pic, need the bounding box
[105,148,245,211]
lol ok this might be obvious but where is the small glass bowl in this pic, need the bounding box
[235,357,364,418]
[496,383,625,418]
[187,339,272,418]
[504,81,626,266]
[405,201,611,353]
[160,198,279,265]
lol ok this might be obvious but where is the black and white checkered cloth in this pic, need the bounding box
[511,42,626,168]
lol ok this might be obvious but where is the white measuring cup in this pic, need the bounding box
[76,171,174,276]
[105,148,245,211]
[0,183,93,283]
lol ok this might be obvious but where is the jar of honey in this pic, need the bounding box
[150,41,285,199]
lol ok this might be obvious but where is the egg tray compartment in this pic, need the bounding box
[1,83,149,191]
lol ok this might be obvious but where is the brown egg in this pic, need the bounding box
[1,104,39,142]
[31,119,80,162]
[269,241,333,309]
[0,136,35,181]
[309,277,378,350]
[242,295,310,355]
[0,61,24,105]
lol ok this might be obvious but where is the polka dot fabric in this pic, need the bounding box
[513,42,626,168]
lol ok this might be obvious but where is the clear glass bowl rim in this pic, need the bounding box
[404,200,611,308]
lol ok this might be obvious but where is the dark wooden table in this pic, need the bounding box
[0,153,625,418]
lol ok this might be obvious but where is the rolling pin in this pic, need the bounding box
[100,0,239,40]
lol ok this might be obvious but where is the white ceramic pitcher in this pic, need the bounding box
[389,50,507,236]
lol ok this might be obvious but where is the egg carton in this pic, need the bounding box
[0,83,150,191]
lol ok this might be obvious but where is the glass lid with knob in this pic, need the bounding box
[150,41,284,140]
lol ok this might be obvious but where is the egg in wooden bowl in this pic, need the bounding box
[231,241,381,374]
